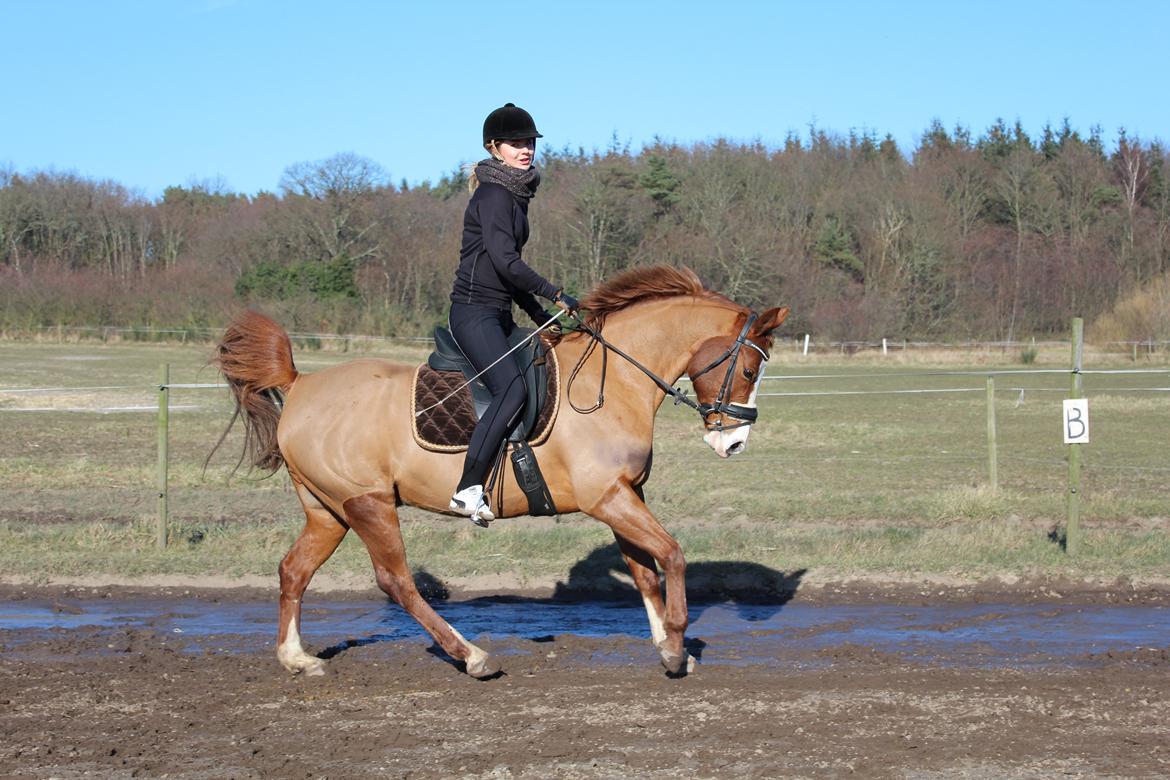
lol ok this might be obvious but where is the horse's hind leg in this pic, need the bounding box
[342,490,499,679]
[277,483,348,676]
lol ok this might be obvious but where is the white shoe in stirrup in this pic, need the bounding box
[450,485,495,527]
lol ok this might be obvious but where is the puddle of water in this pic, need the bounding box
[1,598,1165,668]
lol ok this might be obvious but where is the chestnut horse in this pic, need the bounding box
[213,265,787,677]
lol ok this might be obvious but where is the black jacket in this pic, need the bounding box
[450,182,558,324]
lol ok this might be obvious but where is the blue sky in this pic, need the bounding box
[3,0,1168,199]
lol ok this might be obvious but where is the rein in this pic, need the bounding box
[566,311,768,432]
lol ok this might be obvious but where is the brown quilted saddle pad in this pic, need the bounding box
[410,348,560,452]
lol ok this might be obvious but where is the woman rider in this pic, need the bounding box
[447,102,578,526]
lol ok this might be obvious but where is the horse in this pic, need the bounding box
[212,265,788,677]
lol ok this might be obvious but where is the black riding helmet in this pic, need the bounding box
[482,102,543,145]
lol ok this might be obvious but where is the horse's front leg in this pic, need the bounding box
[277,483,349,676]
[588,481,693,675]
[342,490,499,678]
[613,530,680,659]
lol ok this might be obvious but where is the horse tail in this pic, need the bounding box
[209,310,298,474]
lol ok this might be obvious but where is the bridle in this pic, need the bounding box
[567,311,769,433]
[689,312,769,431]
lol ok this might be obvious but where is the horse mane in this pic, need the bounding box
[579,265,734,330]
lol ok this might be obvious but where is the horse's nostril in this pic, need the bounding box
[727,441,745,455]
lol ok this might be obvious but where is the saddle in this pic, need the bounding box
[411,326,560,453]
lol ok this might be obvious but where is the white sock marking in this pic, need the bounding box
[642,593,668,646]
[277,616,323,674]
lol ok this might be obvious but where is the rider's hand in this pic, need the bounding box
[555,290,580,315]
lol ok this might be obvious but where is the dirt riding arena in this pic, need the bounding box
[2,582,1168,779]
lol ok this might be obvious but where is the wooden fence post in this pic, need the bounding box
[1066,318,1084,555]
[157,363,169,549]
[986,376,998,493]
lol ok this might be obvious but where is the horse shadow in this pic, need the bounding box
[551,542,805,622]
[550,542,805,665]
[316,570,451,661]
[317,544,804,671]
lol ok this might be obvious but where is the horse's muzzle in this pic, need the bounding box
[704,427,751,458]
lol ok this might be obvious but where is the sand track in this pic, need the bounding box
[1,584,1168,779]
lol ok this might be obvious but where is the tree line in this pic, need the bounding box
[2,118,1168,342]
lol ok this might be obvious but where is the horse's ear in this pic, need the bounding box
[751,306,789,337]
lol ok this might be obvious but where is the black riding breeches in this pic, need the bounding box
[449,303,528,491]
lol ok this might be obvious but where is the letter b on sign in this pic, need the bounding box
[1063,399,1089,444]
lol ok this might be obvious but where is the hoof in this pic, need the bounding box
[659,645,696,675]
[285,658,326,677]
[466,654,500,679]
[279,655,326,676]
[659,648,687,675]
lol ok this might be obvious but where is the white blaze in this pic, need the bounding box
[703,360,766,457]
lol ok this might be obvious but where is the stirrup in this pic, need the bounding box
[472,497,495,527]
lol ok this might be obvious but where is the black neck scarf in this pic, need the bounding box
[475,158,541,201]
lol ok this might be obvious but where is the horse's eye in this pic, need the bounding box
[743,368,755,380]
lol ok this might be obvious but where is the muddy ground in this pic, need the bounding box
[2,582,1168,779]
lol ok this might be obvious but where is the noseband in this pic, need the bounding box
[566,311,768,433]
[689,312,769,432]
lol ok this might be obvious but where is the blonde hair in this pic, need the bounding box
[467,141,505,193]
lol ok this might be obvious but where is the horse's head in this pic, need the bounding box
[686,306,789,458]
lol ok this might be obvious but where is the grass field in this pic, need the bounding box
[1,337,1168,585]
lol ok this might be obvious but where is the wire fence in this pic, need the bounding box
[782,336,1170,354]
[9,323,1169,355]
[3,328,1168,554]
[748,368,1170,399]
[5,369,1168,408]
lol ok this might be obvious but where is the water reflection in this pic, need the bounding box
[2,595,1165,669]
